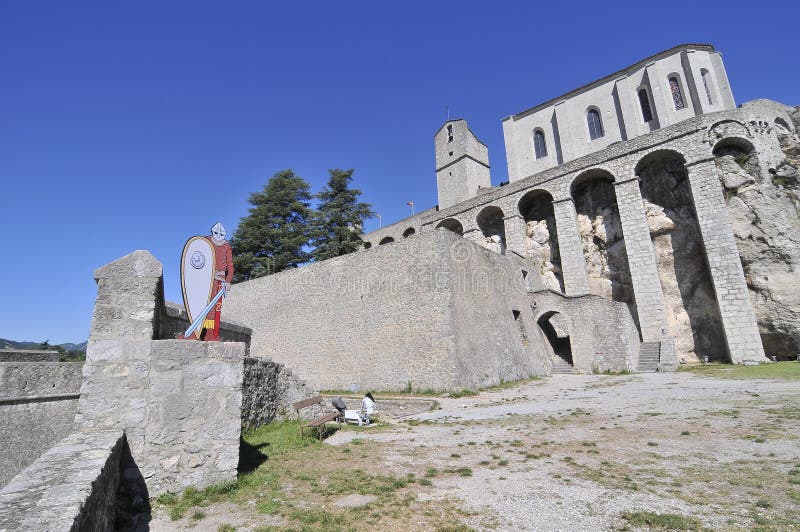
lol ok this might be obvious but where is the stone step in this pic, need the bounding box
[551,357,575,374]
[637,342,661,372]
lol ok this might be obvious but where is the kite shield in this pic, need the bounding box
[181,236,216,339]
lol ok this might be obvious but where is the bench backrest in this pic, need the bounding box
[292,395,323,412]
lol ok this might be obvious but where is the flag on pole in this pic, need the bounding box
[406,201,415,215]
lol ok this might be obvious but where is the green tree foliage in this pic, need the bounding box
[310,169,375,262]
[231,169,313,281]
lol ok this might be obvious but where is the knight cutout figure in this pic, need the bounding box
[180,222,234,341]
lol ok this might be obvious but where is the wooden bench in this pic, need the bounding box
[292,395,341,439]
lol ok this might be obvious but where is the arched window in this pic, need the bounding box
[638,89,653,122]
[533,129,547,159]
[701,69,715,105]
[587,109,604,140]
[668,76,685,110]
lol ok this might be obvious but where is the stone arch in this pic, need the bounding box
[537,310,573,367]
[571,168,634,304]
[636,150,728,363]
[435,218,464,236]
[518,190,563,292]
[707,120,751,146]
[378,236,394,245]
[402,227,416,238]
[476,206,506,254]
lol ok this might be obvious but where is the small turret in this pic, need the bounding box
[435,119,491,210]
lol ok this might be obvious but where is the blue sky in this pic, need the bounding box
[2,1,798,344]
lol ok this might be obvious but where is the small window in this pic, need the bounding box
[447,124,453,143]
[701,69,715,105]
[533,130,547,159]
[669,76,685,110]
[638,89,653,122]
[587,109,604,140]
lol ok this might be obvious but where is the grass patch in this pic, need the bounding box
[620,510,702,530]
[678,361,800,380]
[153,420,471,530]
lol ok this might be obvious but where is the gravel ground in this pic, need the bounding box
[151,372,800,531]
[327,372,800,531]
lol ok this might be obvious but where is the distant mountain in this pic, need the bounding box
[0,338,87,352]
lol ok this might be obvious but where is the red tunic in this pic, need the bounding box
[203,238,234,339]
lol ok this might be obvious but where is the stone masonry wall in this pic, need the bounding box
[225,230,551,392]
[242,357,313,428]
[0,362,84,486]
[0,429,125,531]
[77,250,246,495]
[0,349,59,362]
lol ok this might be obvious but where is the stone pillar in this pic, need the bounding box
[503,214,527,257]
[552,198,589,296]
[613,177,668,343]
[684,158,767,363]
[89,250,163,342]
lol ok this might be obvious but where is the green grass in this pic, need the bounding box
[620,510,702,530]
[678,361,800,380]
[153,420,473,530]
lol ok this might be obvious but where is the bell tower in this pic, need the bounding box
[435,119,491,210]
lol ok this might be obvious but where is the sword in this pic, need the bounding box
[184,283,227,338]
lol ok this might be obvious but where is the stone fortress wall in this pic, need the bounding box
[366,96,799,368]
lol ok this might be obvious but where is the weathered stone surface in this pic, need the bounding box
[225,230,551,392]
[76,339,245,495]
[0,429,124,532]
[241,357,312,428]
[0,349,59,362]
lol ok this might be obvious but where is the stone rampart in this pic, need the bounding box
[0,361,84,486]
[0,429,125,531]
[0,349,59,362]
[225,230,551,392]
[0,361,83,398]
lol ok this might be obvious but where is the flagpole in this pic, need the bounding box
[377,213,382,228]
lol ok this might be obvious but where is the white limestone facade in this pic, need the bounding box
[502,44,735,182]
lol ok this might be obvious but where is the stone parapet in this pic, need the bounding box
[0,349,59,362]
[0,362,83,399]
[0,429,125,531]
[241,357,312,428]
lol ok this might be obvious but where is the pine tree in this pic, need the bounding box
[311,169,375,262]
[231,169,313,281]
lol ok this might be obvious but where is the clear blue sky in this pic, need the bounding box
[2,1,798,344]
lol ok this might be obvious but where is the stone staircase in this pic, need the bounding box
[551,356,575,374]
[637,342,661,372]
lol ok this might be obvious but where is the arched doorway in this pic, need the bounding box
[538,311,573,371]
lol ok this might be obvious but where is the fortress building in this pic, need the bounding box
[339,44,799,381]
[2,44,798,524]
